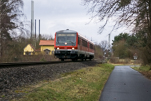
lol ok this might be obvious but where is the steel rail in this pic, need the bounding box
[0,59,99,68]
[0,61,73,68]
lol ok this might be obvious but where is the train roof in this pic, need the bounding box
[56,29,77,34]
[78,34,94,45]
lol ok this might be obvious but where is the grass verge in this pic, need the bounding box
[12,63,114,101]
[132,65,151,80]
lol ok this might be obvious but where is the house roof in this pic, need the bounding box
[29,44,35,50]
[39,40,54,46]
[35,48,41,52]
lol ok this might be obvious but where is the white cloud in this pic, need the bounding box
[23,0,129,44]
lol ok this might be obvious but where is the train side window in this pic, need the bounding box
[82,39,84,46]
[86,41,88,47]
[90,44,94,49]
[82,39,87,47]
[78,37,80,45]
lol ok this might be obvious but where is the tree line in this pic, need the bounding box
[112,32,151,65]
[0,0,151,65]
[0,0,55,62]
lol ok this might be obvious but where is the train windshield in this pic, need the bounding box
[56,33,76,46]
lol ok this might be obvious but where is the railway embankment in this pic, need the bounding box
[11,63,114,101]
[0,61,98,100]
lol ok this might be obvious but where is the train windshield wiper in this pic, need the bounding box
[69,41,75,46]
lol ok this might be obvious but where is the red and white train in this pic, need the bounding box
[54,29,94,61]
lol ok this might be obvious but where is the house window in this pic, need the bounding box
[25,52,32,55]
[44,49,50,55]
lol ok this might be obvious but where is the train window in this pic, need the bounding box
[90,43,94,49]
[57,37,65,43]
[56,33,76,46]
[78,37,80,45]
[67,36,76,42]
[82,39,87,47]
[82,39,84,46]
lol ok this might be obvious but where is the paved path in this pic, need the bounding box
[99,66,151,101]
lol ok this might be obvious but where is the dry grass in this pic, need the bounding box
[11,64,114,101]
[132,65,151,80]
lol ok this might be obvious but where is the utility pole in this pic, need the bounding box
[108,33,111,58]
[35,19,36,48]
[31,0,36,48]
[39,19,40,40]
[108,33,110,50]
[31,0,34,39]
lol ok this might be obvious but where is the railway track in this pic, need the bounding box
[0,61,73,68]
[0,59,100,68]
[0,59,104,68]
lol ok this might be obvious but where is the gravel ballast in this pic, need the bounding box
[0,61,98,100]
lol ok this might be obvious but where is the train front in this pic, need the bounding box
[54,29,78,61]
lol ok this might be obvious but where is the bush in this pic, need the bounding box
[110,57,119,63]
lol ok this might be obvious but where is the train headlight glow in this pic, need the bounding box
[72,47,75,50]
[57,47,59,50]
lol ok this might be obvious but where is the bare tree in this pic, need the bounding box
[0,0,25,57]
[84,0,151,64]
[84,0,151,33]
[99,40,108,51]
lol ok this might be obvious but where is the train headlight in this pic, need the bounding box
[57,47,59,50]
[72,47,74,50]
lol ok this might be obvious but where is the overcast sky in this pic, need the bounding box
[23,0,129,44]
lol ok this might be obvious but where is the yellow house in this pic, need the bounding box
[23,44,35,55]
[39,40,55,55]
[23,44,41,55]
